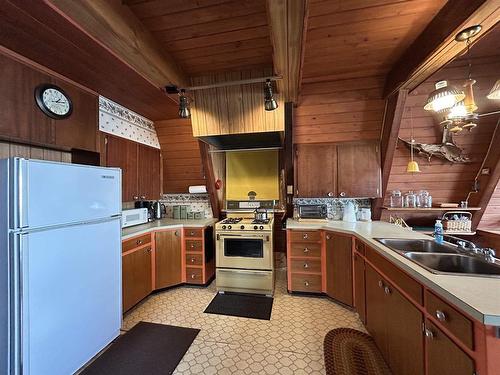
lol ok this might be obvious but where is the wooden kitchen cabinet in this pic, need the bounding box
[184,226,215,285]
[366,264,424,375]
[337,142,381,198]
[287,230,323,293]
[353,251,366,323]
[294,141,381,198]
[325,232,353,306]
[106,134,161,202]
[425,320,475,375]
[295,144,337,198]
[155,230,182,289]
[122,245,152,312]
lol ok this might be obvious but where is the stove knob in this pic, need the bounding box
[228,225,232,230]
[222,225,226,230]
[254,226,258,230]
[240,225,245,230]
[259,226,264,230]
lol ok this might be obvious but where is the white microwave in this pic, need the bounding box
[122,208,149,228]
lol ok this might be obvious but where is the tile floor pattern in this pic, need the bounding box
[123,263,365,374]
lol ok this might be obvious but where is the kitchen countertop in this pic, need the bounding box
[287,219,500,326]
[122,218,218,240]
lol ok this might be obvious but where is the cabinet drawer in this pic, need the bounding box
[289,230,321,242]
[291,259,322,274]
[354,239,365,255]
[185,240,203,252]
[185,228,203,238]
[186,253,203,266]
[122,233,151,253]
[290,242,321,257]
[186,267,203,283]
[366,246,423,305]
[425,290,473,350]
[290,274,322,292]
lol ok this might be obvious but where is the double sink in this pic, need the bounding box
[375,238,500,277]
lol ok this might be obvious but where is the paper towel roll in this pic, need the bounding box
[189,185,208,194]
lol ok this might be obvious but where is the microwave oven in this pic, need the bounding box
[122,208,149,228]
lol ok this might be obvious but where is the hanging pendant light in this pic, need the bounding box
[424,80,465,113]
[264,79,278,111]
[178,89,191,119]
[487,79,500,100]
[406,108,420,173]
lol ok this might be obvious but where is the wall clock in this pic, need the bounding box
[34,84,73,119]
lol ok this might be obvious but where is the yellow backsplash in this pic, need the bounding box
[226,150,279,200]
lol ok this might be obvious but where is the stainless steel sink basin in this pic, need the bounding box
[376,238,459,254]
[404,252,500,277]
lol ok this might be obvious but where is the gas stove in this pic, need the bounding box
[215,217,274,232]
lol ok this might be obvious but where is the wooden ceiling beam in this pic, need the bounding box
[384,0,500,98]
[266,0,309,103]
[44,0,188,88]
[372,89,408,220]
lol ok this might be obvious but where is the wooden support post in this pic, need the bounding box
[199,141,220,218]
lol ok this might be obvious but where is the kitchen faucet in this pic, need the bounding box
[442,234,497,263]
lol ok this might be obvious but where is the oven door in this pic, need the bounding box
[216,231,272,270]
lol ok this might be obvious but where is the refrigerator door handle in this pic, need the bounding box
[9,233,24,375]
[13,158,28,229]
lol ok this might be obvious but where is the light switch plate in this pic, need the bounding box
[287,185,294,195]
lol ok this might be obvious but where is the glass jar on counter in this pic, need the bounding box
[417,190,431,208]
[404,191,417,208]
[390,190,403,208]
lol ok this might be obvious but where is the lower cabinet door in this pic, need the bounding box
[425,320,475,375]
[155,230,182,289]
[365,265,389,359]
[122,246,152,312]
[353,252,366,323]
[325,233,353,306]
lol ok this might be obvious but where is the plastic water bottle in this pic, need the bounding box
[434,220,444,244]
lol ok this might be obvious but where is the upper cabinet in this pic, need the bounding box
[0,51,98,152]
[295,141,381,198]
[106,134,161,202]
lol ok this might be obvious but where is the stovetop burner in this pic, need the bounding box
[221,217,243,224]
[251,219,270,225]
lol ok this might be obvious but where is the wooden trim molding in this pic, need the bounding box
[198,141,220,218]
[384,0,500,97]
[372,89,409,219]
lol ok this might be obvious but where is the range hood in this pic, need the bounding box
[199,131,283,151]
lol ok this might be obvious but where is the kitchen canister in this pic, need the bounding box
[180,205,188,220]
[173,205,180,219]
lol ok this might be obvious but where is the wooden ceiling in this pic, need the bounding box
[302,0,448,83]
[124,0,273,77]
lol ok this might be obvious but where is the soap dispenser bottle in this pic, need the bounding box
[434,219,444,244]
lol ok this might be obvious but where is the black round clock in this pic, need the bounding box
[34,84,73,119]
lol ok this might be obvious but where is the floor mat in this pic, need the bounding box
[204,292,273,320]
[80,321,199,375]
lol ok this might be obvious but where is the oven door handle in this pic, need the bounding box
[217,233,270,241]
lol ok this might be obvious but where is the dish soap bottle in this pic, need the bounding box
[434,220,444,244]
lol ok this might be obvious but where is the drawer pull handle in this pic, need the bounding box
[191,244,195,248]
[339,192,346,197]
[190,231,195,236]
[424,328,434,339]
[384,286,391,295]
[191,258,195,263]
[303,233,308,239]
[378,280,384,288]
[136,239,143,245]
[303,263,309,269]
[191,274,196,279]
[304,281,309,286]
[435,310,446,322]
[326,235,331,240]
[303,248,309,253]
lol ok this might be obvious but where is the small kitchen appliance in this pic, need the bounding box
[153,201,166,220]
[122,208,149,228]
[342,201,357,222]
[297,204,328,220]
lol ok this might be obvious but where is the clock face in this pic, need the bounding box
[35,84,73,119]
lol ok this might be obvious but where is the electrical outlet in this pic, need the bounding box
[481,168,490,175]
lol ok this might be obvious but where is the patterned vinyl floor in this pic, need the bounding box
[123,260,365,375]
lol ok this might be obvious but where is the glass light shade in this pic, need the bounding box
[424,80,465,113]
[265,98,279,111]
[406,160,420,173]
[447,101,467,120]
[487,79,500,100]
[178,92,191,119]
[462,79,478,113]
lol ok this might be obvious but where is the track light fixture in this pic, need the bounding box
[178,89,191,119]
[264,79,278,111]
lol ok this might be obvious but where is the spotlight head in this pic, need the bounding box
[264,79,278,111]
[178,89,191,119]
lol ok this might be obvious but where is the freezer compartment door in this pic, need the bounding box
[19,218,121,375]
[13,158,121,229]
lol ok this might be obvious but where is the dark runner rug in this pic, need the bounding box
[81,321,199,375]
[204,292,273,320]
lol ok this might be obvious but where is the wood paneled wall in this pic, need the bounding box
[0,49,99,152]
[191,69,284,137]
[0,141,71,162]
[479,182,500,231]
[155,118,205,193]
[294,76,385,144]
[383,53,500,216]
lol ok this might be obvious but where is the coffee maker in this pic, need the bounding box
[135,200,154,221]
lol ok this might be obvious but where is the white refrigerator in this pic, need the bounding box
[0,158,122,375]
